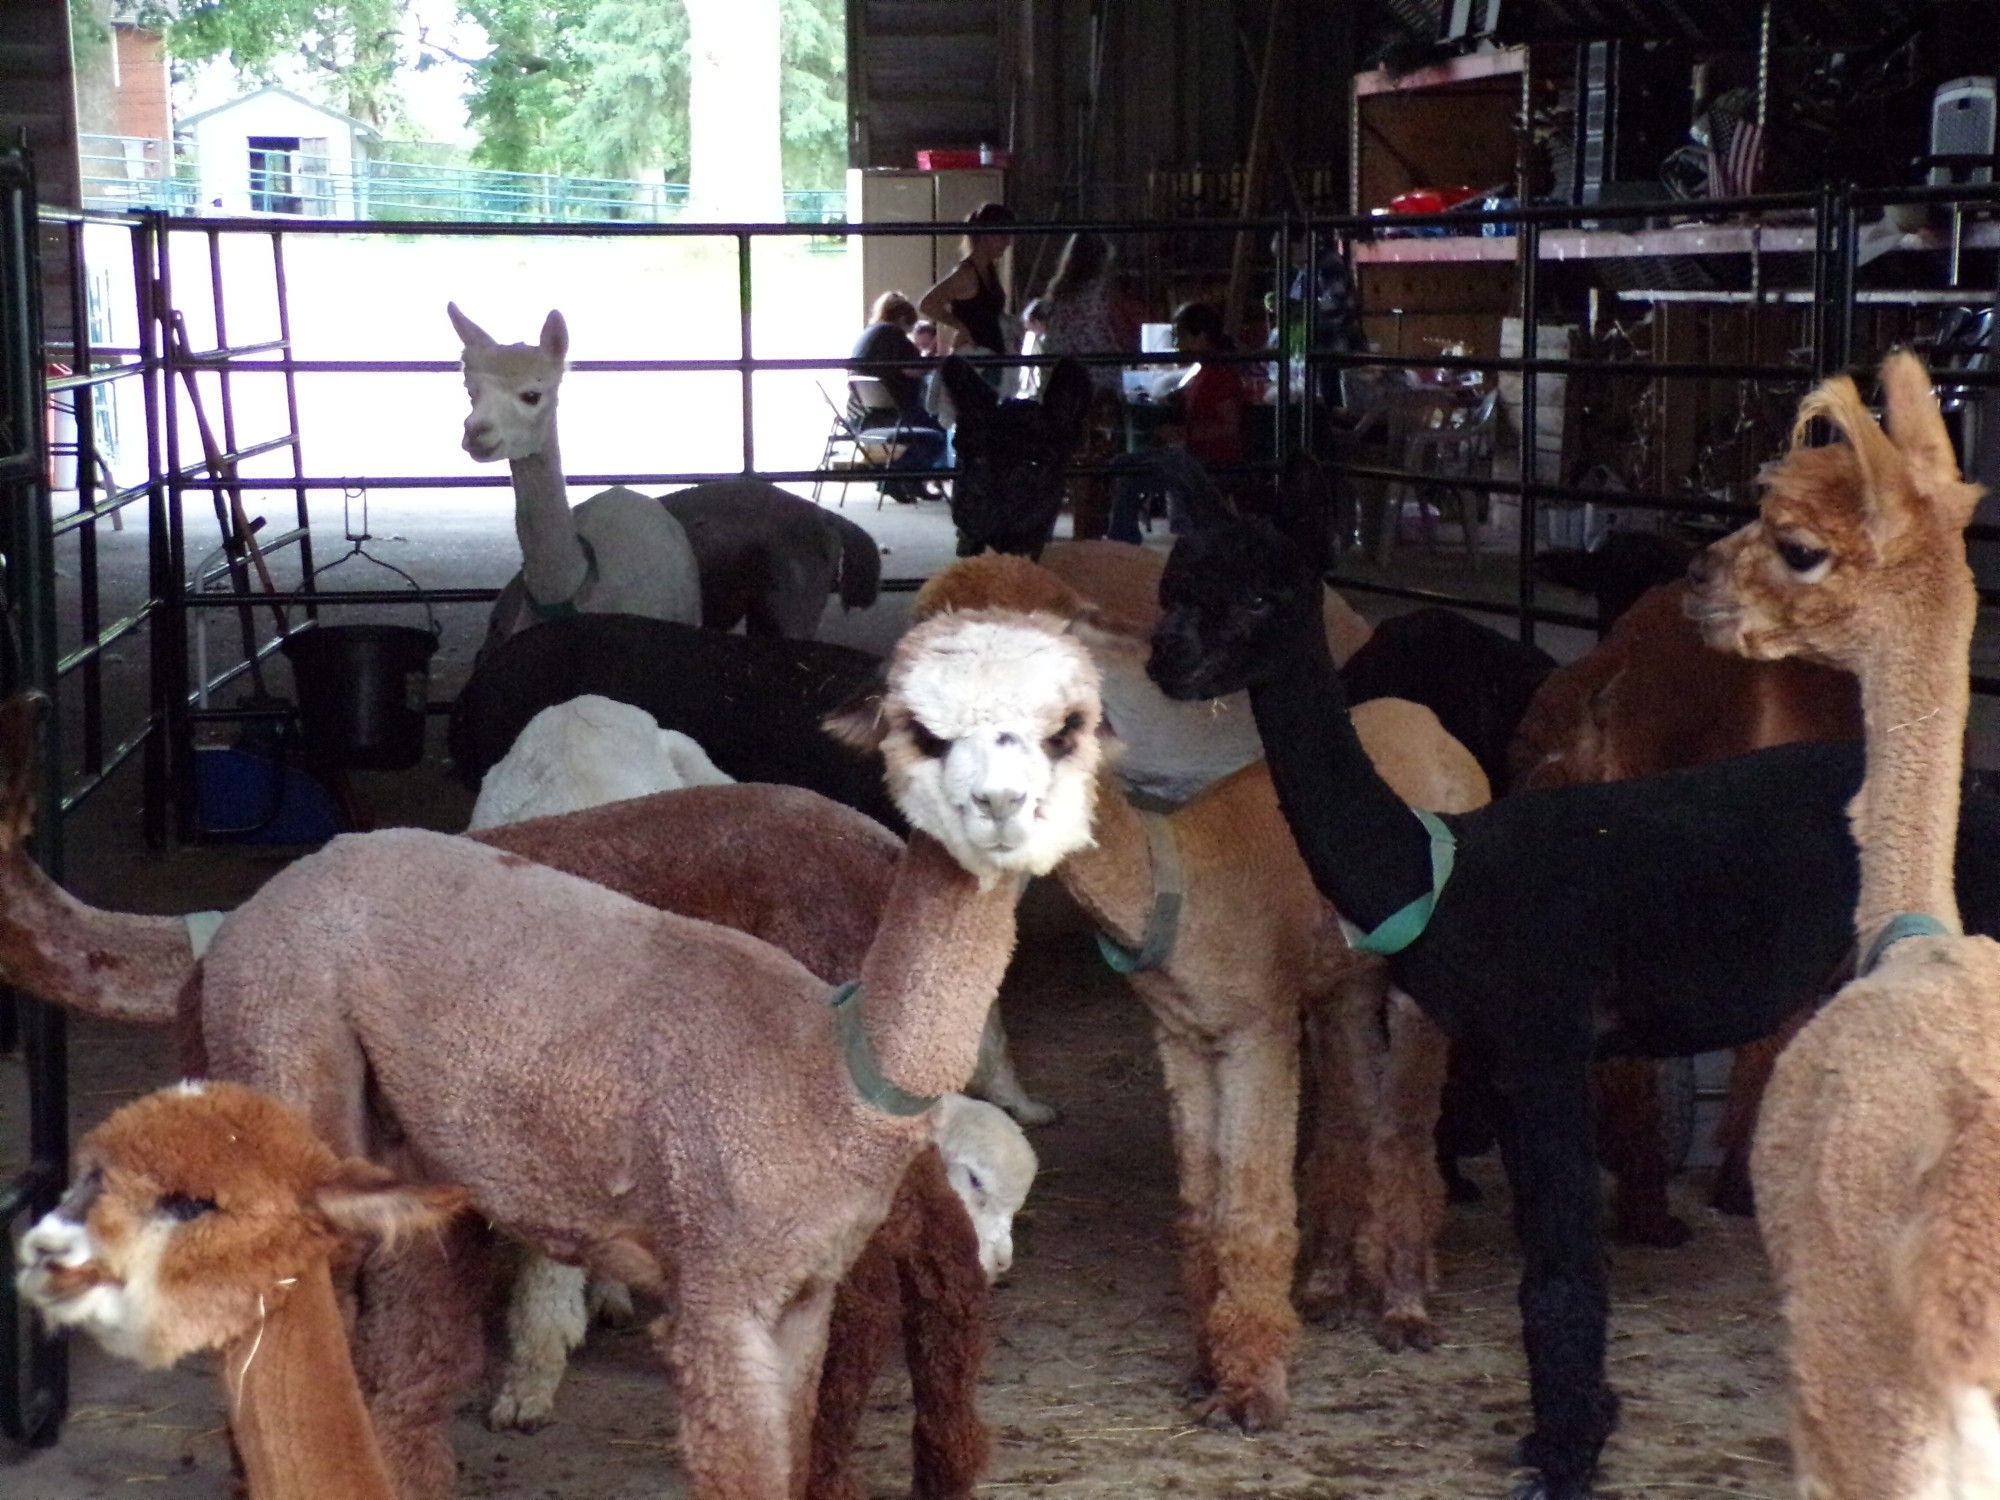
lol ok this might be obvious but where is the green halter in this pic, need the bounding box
[1337,808,1458,957]
[828,981,938,1117]
[1095,810,1185,975]
[1858,912,1951,976]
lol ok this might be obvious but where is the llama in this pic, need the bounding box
[447,302,701,647]
[190,607,1105,1499]
[935,355,1094,557]
[915,552,1488,1428]
[660,481,882,638]
[1688,352,2000,1497]
[16,1081,467,1500]
[1146,512,2000,1500]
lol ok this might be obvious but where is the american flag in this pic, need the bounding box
[1707,105,1765,199]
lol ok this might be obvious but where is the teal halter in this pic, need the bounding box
[524,537,601,622]
[1095,811,1185,975]
[1858,912,1951,976]
[828,981,938,1117]
[1338,808,1458,957]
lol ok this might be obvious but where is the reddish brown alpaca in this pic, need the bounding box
[16,1082,468,1500]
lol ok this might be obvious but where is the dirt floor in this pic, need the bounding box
[1,486,1801,1498]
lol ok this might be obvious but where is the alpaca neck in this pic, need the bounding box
[1851,576,1975,942]
[509,433,590,608]
[1057,773,1162,955]
[856,831,1025,1101]
[0,850,192,1024]
[223,1260,398,1500]
[1246,619,1435,931]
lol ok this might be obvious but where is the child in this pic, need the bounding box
[1106,300,1244,541]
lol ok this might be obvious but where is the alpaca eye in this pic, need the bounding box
[965,1170,987,1195]
[1776,539,1829,574]
[1044,710,1085,759]
[908,721,951,759]
[157,1193,218,1222]
[521,391,543,406]
[1245,594,1271,613]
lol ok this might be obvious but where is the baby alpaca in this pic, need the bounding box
[1689,352,2000,1498]
[16,1081,465,1500]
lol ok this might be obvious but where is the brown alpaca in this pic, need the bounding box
[0,732,999,1498]
[915,554,1488,1429]
[15,1081,468,1500]
[189,608,1104,1500]
[1688,351,2000,1497]
[1508,575,1863,1232]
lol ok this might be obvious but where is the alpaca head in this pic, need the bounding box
[940,356,1093,559]
[1147,519,1324,701]
[826,608,1102,885]
[449,301,568,464]
[935,1094,1038,1282]
[1686,351,1985,670]
[16,1082,464,1369]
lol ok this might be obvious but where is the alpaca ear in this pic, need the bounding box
[940,356,999,424]
[1792,373,1908,547]
[446,301,494,351]
[1040,359,1093,448]
[821,674,891,751]
[314,1159,468,1246]
[1878,349,1984,529]
[0,692,46,853]
[539,311,569,365]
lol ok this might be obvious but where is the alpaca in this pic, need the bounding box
[1146,512,2000,1500]
[16,1081,467,1500]
[1532,528,1698,633]
[447,303,702,648]
[1686,352,2000,1498]
[191,607,1105,1499]
[915,552,1489,1428]
[468,694,731,830]
[935,354,1094,557]
[660,481,882,638]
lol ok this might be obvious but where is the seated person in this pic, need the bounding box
[1107,300,1245,542]
[912,317,940,358]
[849,291,948,502]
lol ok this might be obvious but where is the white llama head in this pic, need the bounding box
[448,301,568,464]
[828,608,1102,886]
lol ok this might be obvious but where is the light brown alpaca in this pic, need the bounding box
[191,608,1104,1500]
[15,1081,466,1500]
[1688,351,2000,1497]
[915,554,1488,1429]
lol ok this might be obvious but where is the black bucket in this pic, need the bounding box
[281,624,439,771]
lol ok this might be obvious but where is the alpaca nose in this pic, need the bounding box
[1686,547,1719,587]
[976,787,1026,823]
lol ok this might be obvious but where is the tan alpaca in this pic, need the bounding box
[1687,351,2000,1498]
[189,608,1104,1500]
[16,1081,466,1500]
[915,554,1487,1429]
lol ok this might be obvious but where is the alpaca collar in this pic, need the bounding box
[1095,810,1184,975]
[524,536,600,622]
[1338,808,1456,957]
[829,982,938,1117]
[1858,912,1951,976]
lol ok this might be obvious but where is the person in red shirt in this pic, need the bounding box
[1107,300,1245,541]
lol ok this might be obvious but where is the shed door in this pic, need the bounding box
[848,0,1004,170]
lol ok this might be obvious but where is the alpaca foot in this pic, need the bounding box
[1441,1158,1483,1205]
[1181,1371,1217,1402]
[1610,1210,1692,1249]
[1507,1480,1594,1500]
[1373,1307,1437,1353]
[586,1277,637,1326]
[1196,1380,1288,1434]
[1708,1164,1755,1217]
[1295,1265,1359,1326]
[486,1385,556,1433]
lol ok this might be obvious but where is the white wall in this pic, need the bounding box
[189,94,359,217]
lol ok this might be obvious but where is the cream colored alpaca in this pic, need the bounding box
[1688,351,2000,1498]
[16,1081,465,1500]
[193,608,1104,1500]
[916,554,1485,1430]
[448,303,701,637]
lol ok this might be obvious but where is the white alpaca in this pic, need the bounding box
[468,695,730,831]
[448,302,702,639]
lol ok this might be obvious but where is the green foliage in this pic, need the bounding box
[556,0,690,179]
[145,0,408,127]
[780,0,846,189]
[451,0,591,172]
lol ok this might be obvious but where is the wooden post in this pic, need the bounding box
[1224,0,1288,338]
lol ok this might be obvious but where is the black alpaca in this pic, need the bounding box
[937,355,1092,558]
[447,613,901,831]
[1147,518,2000,1500]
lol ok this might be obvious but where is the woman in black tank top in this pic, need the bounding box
[920,202,1015,384]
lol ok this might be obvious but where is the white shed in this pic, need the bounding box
[178,86,376,218]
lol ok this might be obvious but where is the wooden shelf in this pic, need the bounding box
[1352,46,1527,98]
[1352,220,2000,265]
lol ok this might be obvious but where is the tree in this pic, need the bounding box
[555,0,690,180]
[779,0,845,190]
[141,0,410,128]
[444,0,590,173]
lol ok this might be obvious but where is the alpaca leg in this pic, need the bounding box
[667,1285,831,1500]
[1594,1058,1690,1249]
[488,1254,589,1432]
[1710,1020,1805,1217]
[1296,973,1376,1326]
[1155,1028,1223,1396]
[777,1282,841,1500]
[969,1005,1057,1126]
[1202,1026,1302,1432]
[807,1239,900,1500]
[352,1221,491,1500]
[1493,1063,1618,1500]
[896,1152,992,1500]
[1787,1322,1945,1499]
[1354,989,1448,1352]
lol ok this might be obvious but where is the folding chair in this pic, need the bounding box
[812,379,912,509]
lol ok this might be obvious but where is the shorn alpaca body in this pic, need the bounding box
[17,1082,466,1500]
[448,302,701,645]
[915,552,1487,1429]
[661,481,881,638]
[1689,353,2000,1499]
[1147,518,2000,1500]
[194,609,1104,1500]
